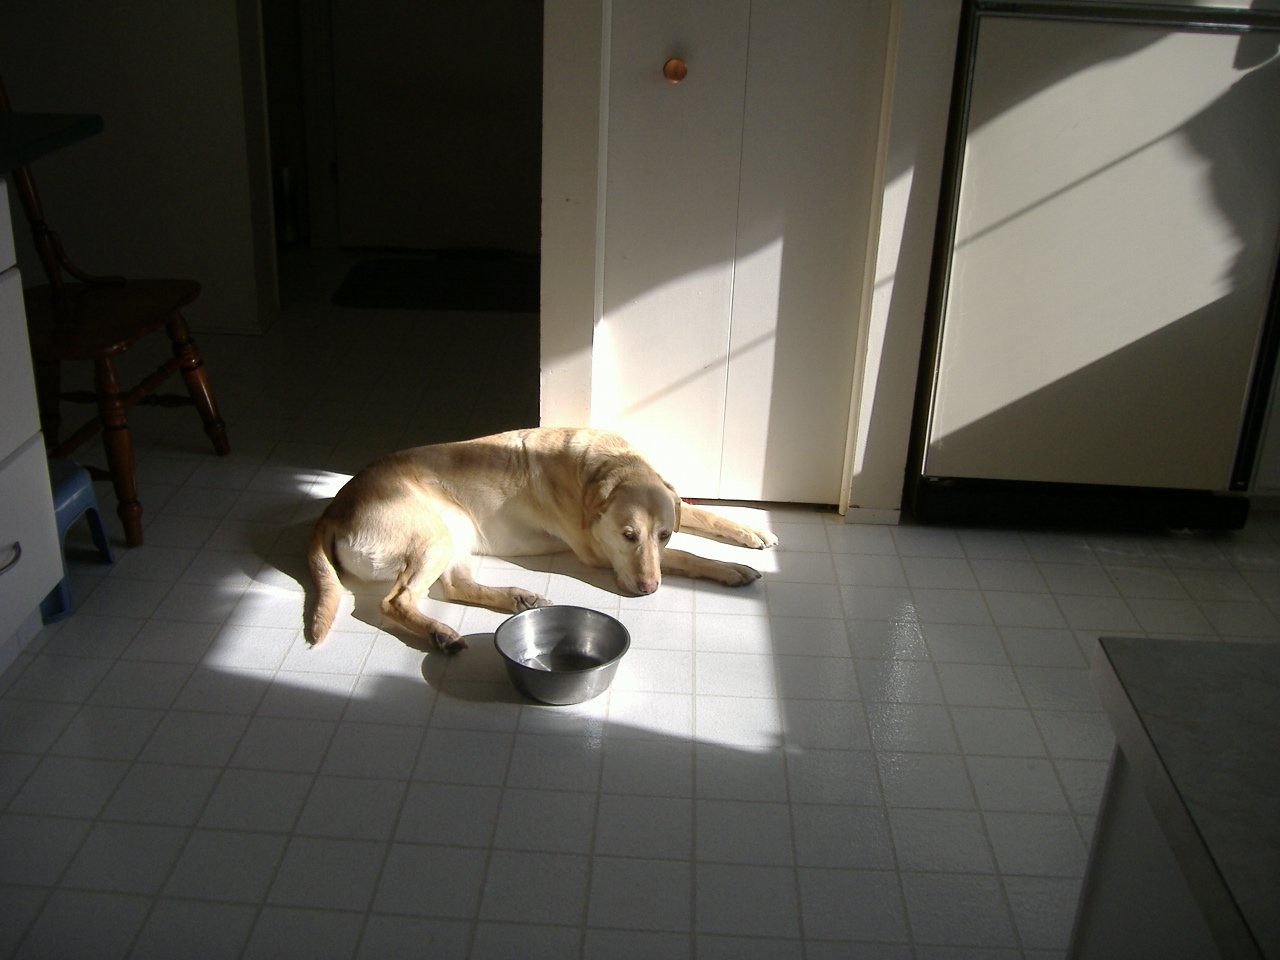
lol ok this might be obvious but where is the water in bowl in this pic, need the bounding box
[522,650,603,672]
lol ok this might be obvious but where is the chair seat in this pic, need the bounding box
[24,278,201,360]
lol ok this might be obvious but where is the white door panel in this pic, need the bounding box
[595,0,749,494]
[721,0,884,502]
[596,0,883,503]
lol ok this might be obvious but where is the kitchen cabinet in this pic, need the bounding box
[0,179,60,666]
[0,111,102,671]
[593,0,889,503]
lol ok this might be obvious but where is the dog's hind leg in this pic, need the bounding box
[381,542,467,653]
[437,561,552,614]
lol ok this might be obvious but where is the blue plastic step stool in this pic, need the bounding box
[40,458,115,624]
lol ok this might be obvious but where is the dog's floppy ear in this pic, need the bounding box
[665,480,682,532]
[582,460,621,529]
[582,480,607,529]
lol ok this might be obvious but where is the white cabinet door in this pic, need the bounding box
[0,437,61,641]
[596,0,885,503]
[0,270,39,460]
[595,0,750,497]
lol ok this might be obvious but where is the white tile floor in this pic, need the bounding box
[4,251,1280,958]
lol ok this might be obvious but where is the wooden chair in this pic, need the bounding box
[1,78,229,546]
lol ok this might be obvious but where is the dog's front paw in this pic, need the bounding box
[511,590,552,612]
[717,562,763,586]
[746,528,779,550]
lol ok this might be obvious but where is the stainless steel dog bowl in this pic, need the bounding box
[494,606,630,705]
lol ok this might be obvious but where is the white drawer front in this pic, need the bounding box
[0,268,39,458]
[0,180,15,271]
[0,436,62,638]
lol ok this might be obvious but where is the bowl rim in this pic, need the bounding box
[493,605,631,673]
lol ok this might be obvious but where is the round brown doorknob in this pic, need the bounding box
[663,58,688,83]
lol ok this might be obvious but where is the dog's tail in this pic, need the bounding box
[306,517,342,646]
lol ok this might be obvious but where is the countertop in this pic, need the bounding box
[1094,636,1280,959]
[0,112,103,174]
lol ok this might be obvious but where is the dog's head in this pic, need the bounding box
[584,466,681,596]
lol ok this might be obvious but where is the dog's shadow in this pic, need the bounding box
[418,635,529,706]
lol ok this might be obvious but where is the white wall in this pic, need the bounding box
[540,0,606,428]
[0,0,275,334]
[844,0,962,521]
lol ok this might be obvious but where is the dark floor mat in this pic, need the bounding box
[331,250,539,312]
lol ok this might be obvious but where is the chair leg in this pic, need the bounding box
[94,357,143,547]
[167,313,229,456]
[33,357,62,450]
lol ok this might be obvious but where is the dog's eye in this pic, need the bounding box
[659,530,671,542]
[622,530,638,542]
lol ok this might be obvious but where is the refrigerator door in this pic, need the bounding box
[923,12,1280,491]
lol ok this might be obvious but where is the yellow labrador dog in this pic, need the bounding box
[307,427,778,651]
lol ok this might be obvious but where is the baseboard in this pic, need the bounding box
[909,477,1249,531]
[843,507,901,525]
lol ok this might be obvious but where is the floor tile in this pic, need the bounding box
[355,916,470,960]
[164,829,287,902]
[9,756,128,818]
[0,813,92,885]
[695,798,793,865]
[62,820,187,894]
[479,849,590,925]
[796,867,906,942]
[985,811,1089,876]
[373,843,487,918]
[899,873,1018,948]
[12,889,151,960]
[888,807,996,873]
[470,922,582,960]
[242,907,364,960]
[395,781,501,847]
[965,755,1071,813]
[101,762,220,825]
[792,803,894,869]
[49,705,164,760]
[867,702,958,753]
[494,787,597,854]
[949,706,1046,757]
[695,863,800,937]
[588,856,692,932]
[595,793,691,859]
[130,899,258,960]
[269,836,385,910]
[199,768,312,832]
[297,775,406,840]
[877,753,974,809]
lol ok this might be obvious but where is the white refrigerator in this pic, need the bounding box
[913,2,1280,524]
